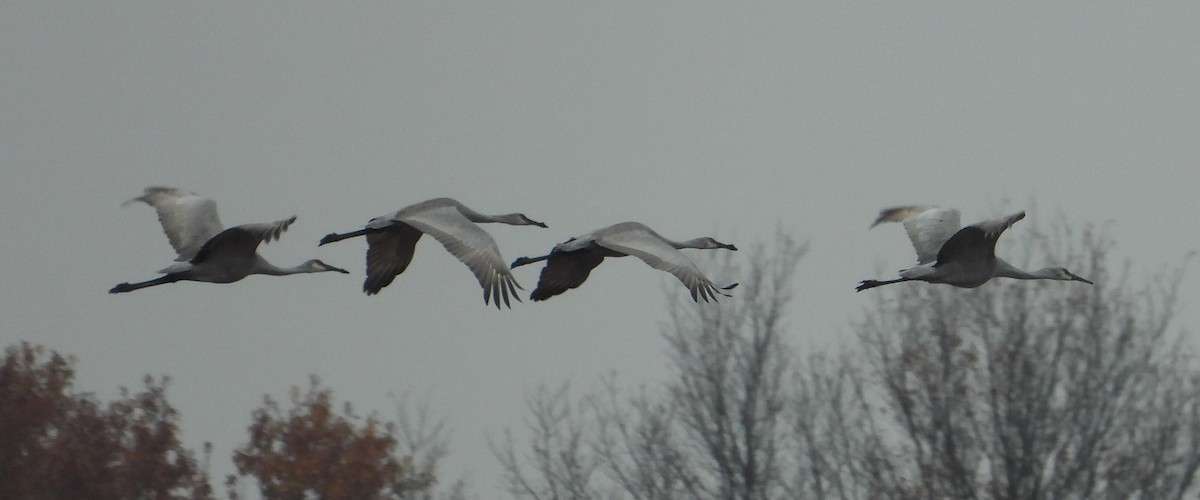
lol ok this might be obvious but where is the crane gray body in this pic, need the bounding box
[857,206,1092,292]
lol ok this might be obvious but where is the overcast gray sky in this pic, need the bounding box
[3,2,1198,497]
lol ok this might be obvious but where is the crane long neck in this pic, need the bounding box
[470,212,525,225]
[993,259,1047,280]
[669,237,707,250]
[256,258,313,276]
[452,203,544,227]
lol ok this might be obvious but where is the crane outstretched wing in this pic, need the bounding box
[125,187,224,261]
[399,205,522,309]
[871,206,961,264]
[190,216,296,264]
[595,226,725,302]
[363,223,423,295]
[530,249,606,301]
[233,216,297,246]
[937,211,1024,266]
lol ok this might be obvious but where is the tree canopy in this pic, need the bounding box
[0,344,443,500]
[0,342,212,499]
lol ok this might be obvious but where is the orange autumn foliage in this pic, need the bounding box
[0,342,212,500]
[229,376,433,500]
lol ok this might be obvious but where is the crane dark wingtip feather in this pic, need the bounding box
[529,287,554,302]
[501,281,513,309]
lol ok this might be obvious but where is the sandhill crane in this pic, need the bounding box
[856,206,1092,292]
[318,197,547,308]
[510,222,738,302]
[110,187,349,293]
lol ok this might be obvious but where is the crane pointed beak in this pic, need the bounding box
[319,261,350,274]
[1069,272,1093,285]
[723,244,738,251]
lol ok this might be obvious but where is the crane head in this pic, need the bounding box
[308,259,350,274]
[517,214,548,228]
[1053,267,1093,284]
[706,238,737,251]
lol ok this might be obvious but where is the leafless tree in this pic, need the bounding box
[787,349,882,500]
[490,382,603,499]
[391,390,466,500]
[854,224,1200,500]
[492,231,807,500]
[495,223,1200,500]
[656,231,805,499]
